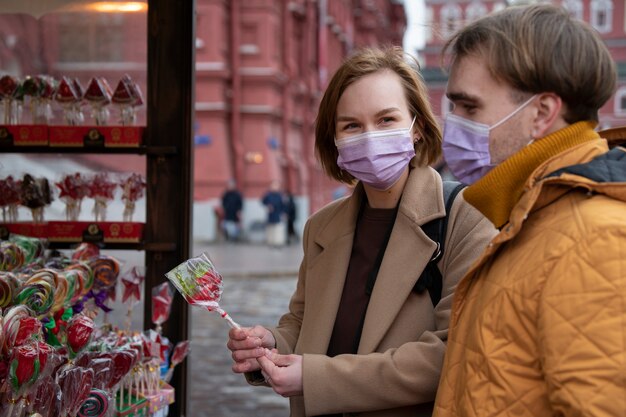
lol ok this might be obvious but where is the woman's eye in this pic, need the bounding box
[381,117,394,124]
[343,123,359,130]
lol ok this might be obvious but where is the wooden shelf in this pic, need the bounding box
[0,145,177,155]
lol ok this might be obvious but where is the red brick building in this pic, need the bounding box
[417,0,626,129]
[0,0,406,239]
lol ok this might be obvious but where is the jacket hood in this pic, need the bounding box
[547,147,626,184]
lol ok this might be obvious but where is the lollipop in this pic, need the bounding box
[56,172,89,221]
[84,77,111,125]
[0,74,19,124]
[16,270,55,316]
[78,389,110,417]
[57,364,94,417]
[163,340,190,383]
[20,174,53,223]
[121,266,144,332]
[88,173,117,221]
[88,255,120,292]
[0,272,20,308]
[66,314,95,359]
[0,175,21,222]
[2,305,38,355]
[151,282,173,333]
[10,234,45,264]
[8,343,41,417]
[0,241,26,271]
[55,76,82,125]
[166,252,240,328]
[119,173,145,222]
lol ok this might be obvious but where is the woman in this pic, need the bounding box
[227,46,495,417]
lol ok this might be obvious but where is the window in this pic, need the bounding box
[614,86,626,115]
[562,0,584,20]
[440,3,462,39]
[591,0,613,33]
[466,2,487,22]
[58,13,125,62]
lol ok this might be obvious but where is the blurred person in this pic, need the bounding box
[227,46,495,417]
[221,179,243,242]
[434,5,626,416]
[262,180,286,247]
[284,191,298,244]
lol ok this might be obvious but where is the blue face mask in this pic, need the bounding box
[442,95,537,185]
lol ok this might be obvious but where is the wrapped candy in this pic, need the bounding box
[1,305,39,355]
[0,175,21,222]
[22,75,56,125]
[55,172,89,221]
[57,364,94,417]
[72,242,100,263]
[0,241,26,271]
[88,172,117,221]
[0,74,19,124]
[121,266,144,332]
[151,282,173,333]
[166,252,240,328]
[66,314,95,359]
[119,173,146,222]
[84,77,112,126]
[163,340,190,383]
[0,272,19,308]
[20,174,53,223]
[7,342,42,417]
[16,270,56,317]
[55,76,83,126]
[112,74,143,126]
[78,388,110,417]
[27,375,62,417]
[9,234,46,264]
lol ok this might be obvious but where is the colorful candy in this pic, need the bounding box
[166,252,240,328]
[66,314,95,359]
[151,282,173,333]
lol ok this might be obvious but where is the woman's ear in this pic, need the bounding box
[531,93,566,139]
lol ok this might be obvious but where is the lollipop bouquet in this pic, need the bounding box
[165,252,240,328]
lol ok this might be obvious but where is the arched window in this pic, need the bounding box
[441,3,463,39]
[562,0,584,20]
[466,2,488,22]
[613,86,626,115]
[591,0,613,33]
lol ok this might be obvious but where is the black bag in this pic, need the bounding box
[413,181,465,307]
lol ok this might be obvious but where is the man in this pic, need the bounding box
[262,180,285,247]
[434,4,626,417]
[221,179,243,241]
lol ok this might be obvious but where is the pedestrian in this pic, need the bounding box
[284,191,297,244]
[433,5,626,417]
[261,180,285,247]
[227,46,495,417]
[221,179,243,242]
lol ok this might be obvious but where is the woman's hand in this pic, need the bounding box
[257,349,303,397]
[227,325,276,373]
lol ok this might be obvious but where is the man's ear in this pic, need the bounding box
[531,93,566,139]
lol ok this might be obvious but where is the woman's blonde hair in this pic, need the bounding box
[315,46,442,183]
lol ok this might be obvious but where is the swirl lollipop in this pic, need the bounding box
[16,271,55,316]
[0,241,25,271]
[2,305,40,355]
[78,389,110,417]
[0,271,20,308]
[166,252,240,328]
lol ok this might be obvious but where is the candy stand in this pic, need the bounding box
[0,0,194,415]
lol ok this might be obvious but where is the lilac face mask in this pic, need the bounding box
[335,117,416,190]
[442,95,536,185]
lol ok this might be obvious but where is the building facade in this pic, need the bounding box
[0,0,406,240]
[418,0,626,130]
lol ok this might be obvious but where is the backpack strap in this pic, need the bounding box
[413,181,465,307]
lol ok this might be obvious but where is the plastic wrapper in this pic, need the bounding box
[27,375,62,417]
[163,339,190,383]
[78,388,111,417]
[55,172,89,221]
[82,255,120,315]
[9,234,46,264]
[66,314,95,359]
[119,173,146,222]
[151,282,173,333]
[22,75,56,125]
[0,241,25,272]
[0,272,20,308]
[121,266,144,332]
[112,74,143,126]
[2,306,40,355]
[85,77,112,126]
[20,174,53,223]
[166,252,240,328]
[88,173,117,222]
[55,76,84,125]
[57,364,94,417]
[16,270,56,317]
[0,74,19,124]
[7,342,42,417]
[0,175,21,222]
[71,243,100,263]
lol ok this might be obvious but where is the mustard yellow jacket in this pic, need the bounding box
[434,139,626,417]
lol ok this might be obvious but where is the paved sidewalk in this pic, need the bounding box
[192,241,303,279]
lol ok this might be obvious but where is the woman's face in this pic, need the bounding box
[335,69,414,141]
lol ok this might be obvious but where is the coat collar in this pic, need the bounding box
[302,162,447,354]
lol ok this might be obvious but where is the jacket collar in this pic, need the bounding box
[303,161,447,354]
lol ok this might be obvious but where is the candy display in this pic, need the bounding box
[166,252,240,328]
[112,74,144,126]
[0,75,19,125]
[84,77,112,126]
[22,75,56,125]
[0,235,183,416]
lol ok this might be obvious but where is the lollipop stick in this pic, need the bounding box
[216,307,240,328]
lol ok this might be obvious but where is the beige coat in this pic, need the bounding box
[249,163,495,417]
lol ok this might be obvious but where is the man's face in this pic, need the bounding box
[446,53,535,165]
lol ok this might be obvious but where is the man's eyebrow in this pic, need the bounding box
[446,92,479,102]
